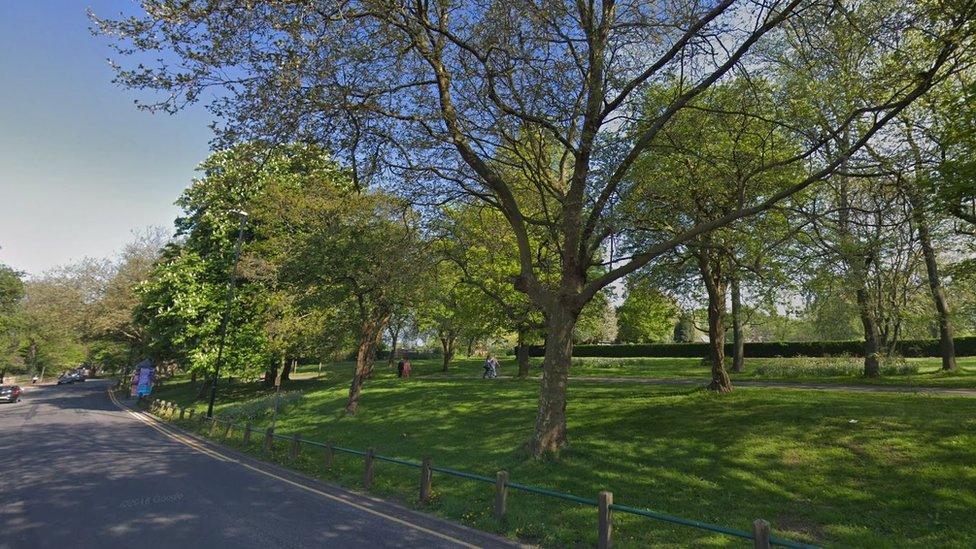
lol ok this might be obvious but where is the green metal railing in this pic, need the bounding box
[144,397,818,548]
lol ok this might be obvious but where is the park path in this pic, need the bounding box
[565,376,976,397]
[419,372,976,398]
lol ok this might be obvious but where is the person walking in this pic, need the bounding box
[402,359,412,378]
[397,358,405,378]
[483,355,499,379]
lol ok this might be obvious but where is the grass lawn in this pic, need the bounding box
[565,356,976,388]
[294,355,976,388]
[151,367,976,547]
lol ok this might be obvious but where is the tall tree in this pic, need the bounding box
[616,278,677,344]
[627,80,803,391]
[0,263,25,372]
[439,205,545,377]
[257,178,429,412]
[97,0,976,454]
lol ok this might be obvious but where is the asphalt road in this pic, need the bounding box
[0,380,517,549]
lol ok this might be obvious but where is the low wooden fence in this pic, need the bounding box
[145,398,817,549]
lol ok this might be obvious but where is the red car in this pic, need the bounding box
[0,385,21,403]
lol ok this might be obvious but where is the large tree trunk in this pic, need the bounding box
[387,324,401,369]
[439,330,456,372]
[263,357,278,388]
[838,162,882,378]
[698,250,732,393]
[280,355,291,383]
[908,188,956,371]
[528,306,578,456]
[346,316,387,413]
[856,286,882,378]
[730,275,745,374]
[516,328,531,378]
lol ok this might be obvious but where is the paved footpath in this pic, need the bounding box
[565,376,976,397]
[0,380,520,549]
[421,372,976,398]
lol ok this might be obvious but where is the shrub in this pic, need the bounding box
[526,336,976,358]
[750,355,919,378]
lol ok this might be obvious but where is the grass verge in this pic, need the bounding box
[148,369,976,547]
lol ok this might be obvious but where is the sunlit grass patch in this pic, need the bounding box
[157,374,976,547]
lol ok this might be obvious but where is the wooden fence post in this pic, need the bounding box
[494,471,509,522]
[187,408,195,420]
[179,407,186,420]
[208,417,217,436]
[223,421,233,439]
[243,422,253,445]
[420,457,433,504]
[324,443,334,469]
[598,490,613,549]
[290,434,301,461]
[263,427,274,455]
[753,519,771,549]
[364,448,375,490]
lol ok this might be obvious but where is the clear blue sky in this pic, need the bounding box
[0,1,212,275]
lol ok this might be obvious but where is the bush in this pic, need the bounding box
[526,336,976,358]
[751,356,919,378]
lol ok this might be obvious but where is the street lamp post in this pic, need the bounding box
[206,210,248,419]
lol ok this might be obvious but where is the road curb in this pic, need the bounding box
[106,388,527,549]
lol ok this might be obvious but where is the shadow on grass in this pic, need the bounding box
[152,373,976,547]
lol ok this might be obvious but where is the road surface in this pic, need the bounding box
[0,380,517,548]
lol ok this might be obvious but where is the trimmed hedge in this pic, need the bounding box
[526,336,976,358]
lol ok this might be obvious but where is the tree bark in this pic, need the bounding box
[346,315,388,413]
[698,250,732,393]
[837,161,881,378]
[280,355,291,383]
[856,286,882,378]
[516,328,531,378]
[263,357,278,388]
[387,324,401,369]
[908,187,956,371]
[528,305,578,456]
[730,275,745,374]
[439,330,456,372]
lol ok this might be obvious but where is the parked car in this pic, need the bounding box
[57,369,88,385]
[57,373,78,385]
[0,385,21,403]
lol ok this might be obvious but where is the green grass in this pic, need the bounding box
[296,355,976,388]
[152,368,976,548]
[562,356,976,388]
[371,355,974,388]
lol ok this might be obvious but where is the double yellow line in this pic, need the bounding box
[106,388,482,549]
[108,389,232,462]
